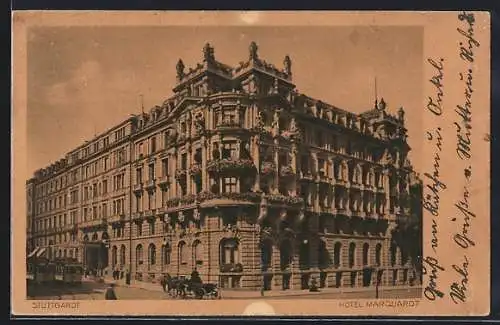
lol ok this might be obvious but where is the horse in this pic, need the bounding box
[164,273,187,298]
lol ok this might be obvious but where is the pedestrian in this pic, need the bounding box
[105,282,118,300]
[160,275,167,292]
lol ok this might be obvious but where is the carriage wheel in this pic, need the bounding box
[196,288,205,299]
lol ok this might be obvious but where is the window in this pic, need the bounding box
[120,245,126,265]
[222,109,236,125]
[193,240,203,266]
[102,180,108,194]
[150,136,157,153]
[102,203,107,217]
[181,153,187,170]
[111,246,118,267]
[93,183,98,197]
[334,242,341,268]
[137,142,144,159]
[136,168,142,184]
[104,157,109,171]
[162,158,169,176]
[162,244,171,265]
[316,131,324,147]
[148,163,155,180]
[148,244,156,266]
[136,244,143,266]
[103,137,109,148]
[137,223,143,236]
[222,177,237,193]
[149,220,155,235]
[220,238,239,265]
[362,243,369,266]
[222,141,237,159]
[349,243,356,268]
[179,241,188,264]
[375,243,382,267]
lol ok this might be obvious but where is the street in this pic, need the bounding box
[28,280,421,301]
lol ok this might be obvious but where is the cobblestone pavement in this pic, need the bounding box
[28,280,421,301]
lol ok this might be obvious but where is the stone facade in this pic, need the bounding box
[26,41,422,291]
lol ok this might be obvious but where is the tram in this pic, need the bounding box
[54,258,83,285]
[26,259,56,284]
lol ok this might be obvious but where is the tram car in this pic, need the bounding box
[54,258,83,285]
[26,259,56,284]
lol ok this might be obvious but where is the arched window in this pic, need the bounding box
[193,240,203,266]
[162,244,171,265]
[220,238,239,265]
[348,242,356,268]
[111,246,118,267]
[92,233,98,241]
[375,243,382,266]
[334,242,342,268]
[178,241,187,265]
[136,244,143,266]
[390,244,397,267]
[120,245,126,265]
[148,244,156,266]
[362,243,369,266]
[317,240,328,268]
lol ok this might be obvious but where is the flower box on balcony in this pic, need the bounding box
[189,164,202,176]
[175,169,187,182]
[260,161,276,176]
[207,158,255,174]
[166,197,180,208]
[279,165,295,177]
[267,194,304,206]
[220,263,243,273]
[179,194,196,205]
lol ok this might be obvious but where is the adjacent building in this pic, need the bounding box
[26,42,422,291]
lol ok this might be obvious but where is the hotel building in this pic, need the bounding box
[26,42,422,291]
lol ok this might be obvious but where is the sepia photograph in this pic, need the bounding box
[12,11,490,316]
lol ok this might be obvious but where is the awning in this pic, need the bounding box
[27,247,40,259]
[36,247,47,258]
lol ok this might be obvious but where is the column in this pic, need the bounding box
[383,170,391,215]
[273,140,279,193]
[202,137,208,191]
[252,136,261,192]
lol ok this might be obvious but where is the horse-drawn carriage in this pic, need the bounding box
[163,273,219,300]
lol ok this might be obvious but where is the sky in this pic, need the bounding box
[27,25,423,175]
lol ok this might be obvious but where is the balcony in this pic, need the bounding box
[144,209,156,219]
[207,158,256,175]
[108,213,126,224]
[79,218,108,230]
[260,161,276,176]
[157,175,171,188]
[216,120,242,130]
[133,183,143,194]
[299,171,314,182]
[266,194,304,207]
[197,191,261,207]
[175,169,187,183]
[132,212,144,221]
[189,163,202,178]
[145,179,156,191]
[279,165,295,178]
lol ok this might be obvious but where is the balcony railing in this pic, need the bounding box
[157,175,171,188]
[133,183,143,194]
[108,213,126,224]
[279,165,295,178]
[266,194,304,206]
[216,120,242,129]
[145,179,156,190]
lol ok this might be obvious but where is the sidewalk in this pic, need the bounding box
[102,277,421,299]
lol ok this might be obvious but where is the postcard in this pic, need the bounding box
[11,10,491,316]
